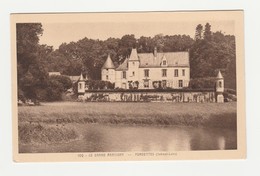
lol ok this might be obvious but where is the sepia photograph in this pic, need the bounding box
[11,11,246,162]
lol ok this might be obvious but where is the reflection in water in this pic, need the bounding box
[218,136,226,150]
[19,124,237,153]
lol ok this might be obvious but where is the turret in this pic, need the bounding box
[78,73,85,94]
[215,70,224,103]
[101,54,116,83]
[128,48,140,85]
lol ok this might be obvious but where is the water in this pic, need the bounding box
[20,124,237,153]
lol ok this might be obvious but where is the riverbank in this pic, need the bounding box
[19,102,237,128]
[18,102,237,145]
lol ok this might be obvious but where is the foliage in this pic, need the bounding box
[35,75,73,101]
[189,77,216,89]
[86,80,115,90]
[190,24,236,89]
[195,24,203,40]
[17,23,48,100]
[17,22,237,102]
[49,75,72,91]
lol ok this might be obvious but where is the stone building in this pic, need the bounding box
[101,48,190,89]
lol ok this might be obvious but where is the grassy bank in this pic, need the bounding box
[18,102,237,129]
[18,123,79,145]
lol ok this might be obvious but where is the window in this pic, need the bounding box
[162,60,167,66]
[219,81,222,88]
[106,75,109,80]
[162,69,167,77]
[122,71,126,79]
[174,69,178,77]
[182,69,185,76]
[144,80,149,88]
[132,62,135,66]
[132,71,135,76]
[79,83,82,89]
[144,69,149,77]
[179,80,183,88]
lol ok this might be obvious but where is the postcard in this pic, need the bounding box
[11,10,246,162]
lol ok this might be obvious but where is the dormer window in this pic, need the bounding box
[163,60,167,65]
[161,55,167,66]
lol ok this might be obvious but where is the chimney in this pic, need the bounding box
[154,47,157,57]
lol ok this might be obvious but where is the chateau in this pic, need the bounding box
[77,48,225,103]
[101,48,190,89]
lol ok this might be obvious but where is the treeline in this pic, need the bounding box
[16,22,236,101]
[40,33,194,79]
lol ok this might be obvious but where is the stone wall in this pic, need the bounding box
[78,90,216,103]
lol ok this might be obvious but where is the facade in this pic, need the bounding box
[78,48,225,103]
[101,48,190,89]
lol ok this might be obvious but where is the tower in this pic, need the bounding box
[127,48,140,88]
[101,54,116,83]
[78,73,85,95]
[215,70,224,103]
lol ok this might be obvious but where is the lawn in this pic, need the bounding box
[18,101,237,128]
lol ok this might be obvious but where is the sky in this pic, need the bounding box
[39,21,235,49]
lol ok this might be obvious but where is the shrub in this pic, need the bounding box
[33,75,73,102]
[49,75,72,91]
[86,80,115,90]
[189,77,216,89]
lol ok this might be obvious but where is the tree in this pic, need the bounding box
[203,23,212,41]
[152,34,165,52]
[117,34,137,59]
[16,23,48,100]
[137,36,154,53]
[195,24,203,40]
[190,23,236,89]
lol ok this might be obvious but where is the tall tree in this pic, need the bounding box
[117,34,137,59]
[203,23,212,41]
[16,23,48,100]
[152,34,165,52]
[195,24,203,40]
[190,23,236,89]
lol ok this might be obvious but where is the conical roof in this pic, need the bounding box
[116,57,129,71]
[129,48,139,61]
[79,73,84,81]
[216,70,223,79]
[102,54,115,69]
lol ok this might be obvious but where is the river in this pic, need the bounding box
[19,124,237,153]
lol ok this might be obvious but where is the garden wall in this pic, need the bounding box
[78,89,216,103]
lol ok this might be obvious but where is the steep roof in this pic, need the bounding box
[128,48,139,61]
[116,57,128,71]
[216,70,223,79]
[79,73,84,81]
[115,49,189,71]
[138,52,189,68]
[102,54,115,69]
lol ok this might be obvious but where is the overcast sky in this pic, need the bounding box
[39,20,235,49]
